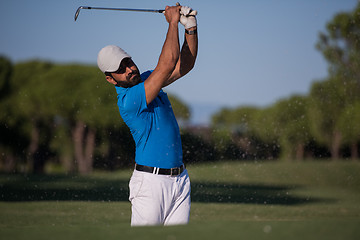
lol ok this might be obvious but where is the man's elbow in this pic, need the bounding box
[188,60,196,71]
[180,60,195,76]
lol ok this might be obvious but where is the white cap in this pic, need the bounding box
[97,45,131,73]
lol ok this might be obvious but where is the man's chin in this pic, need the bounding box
[131,75,141,85]
[117,76,141,88]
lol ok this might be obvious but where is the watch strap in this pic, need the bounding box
[185,29,197,35]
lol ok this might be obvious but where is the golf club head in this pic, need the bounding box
[74,6,82,21]
[75,6,91,21]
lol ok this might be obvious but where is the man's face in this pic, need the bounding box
[107,58,141,88]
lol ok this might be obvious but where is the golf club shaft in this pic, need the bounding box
[82,6,164,13]
[75,6,164,21]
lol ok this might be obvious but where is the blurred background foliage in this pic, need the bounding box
[0,3,359,174]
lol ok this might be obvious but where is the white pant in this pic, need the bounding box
[129,169,191,226]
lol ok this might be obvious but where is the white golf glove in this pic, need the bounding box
[180,6,197,29]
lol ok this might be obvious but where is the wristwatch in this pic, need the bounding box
[185,29,197,35]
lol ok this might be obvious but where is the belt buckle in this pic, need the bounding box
[170,167,179,176]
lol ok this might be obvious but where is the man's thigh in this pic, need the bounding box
[129,171,170,226]
[164,170,191,225]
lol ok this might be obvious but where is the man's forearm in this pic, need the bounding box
[161,26,198,87]
[158,22,180,72]
[182,26,198,71]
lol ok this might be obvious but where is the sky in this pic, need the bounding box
[0,0,358,125]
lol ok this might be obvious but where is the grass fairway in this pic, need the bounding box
[1,160,360,239]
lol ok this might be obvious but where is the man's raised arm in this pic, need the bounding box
[164,6,198,87]
[143,5,181,105]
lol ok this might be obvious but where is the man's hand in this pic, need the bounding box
[164,5,181,24]
[180,6,197,29]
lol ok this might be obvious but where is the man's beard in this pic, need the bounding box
[116,70,141,88]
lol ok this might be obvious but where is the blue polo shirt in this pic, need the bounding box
[115,71,183,169]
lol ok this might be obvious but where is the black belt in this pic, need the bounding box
[135,164,185,176]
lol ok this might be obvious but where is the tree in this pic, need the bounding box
[337,101,360,160]
[311,3,360,159]
[308,78,346,159]
[0,56,18,172]
[317,2,360,87]
[211,106,272,159]
[210,108,236,159]
[272,95,311,160]
[0,56,12,100]
[8,60,54,173]
[251,106,281,159]
[37,64,120,174]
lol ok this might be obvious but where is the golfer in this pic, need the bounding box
[97,5,198,226]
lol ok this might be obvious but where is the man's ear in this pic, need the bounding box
[106,76,117,85]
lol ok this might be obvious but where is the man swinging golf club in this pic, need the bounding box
[97,4,198,226]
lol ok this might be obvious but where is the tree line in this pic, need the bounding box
[210,3,360,161]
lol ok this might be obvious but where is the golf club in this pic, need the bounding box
[74,4,197,21]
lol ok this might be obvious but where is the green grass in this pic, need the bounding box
[1,160,360,240]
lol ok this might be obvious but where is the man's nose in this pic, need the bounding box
[127,66,136,75]
[126,66,133,73]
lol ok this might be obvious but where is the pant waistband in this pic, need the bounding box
[135,164,185,176]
